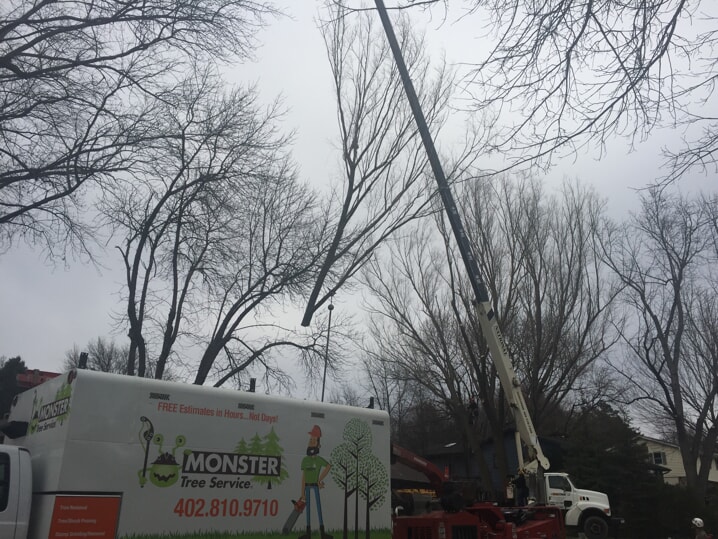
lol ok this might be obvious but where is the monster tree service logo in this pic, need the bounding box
[29,370,76,434]
[137,417,288,490]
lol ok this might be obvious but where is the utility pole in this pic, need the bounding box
[321,298,334,402]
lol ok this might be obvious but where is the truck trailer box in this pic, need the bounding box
[2,369,391,539]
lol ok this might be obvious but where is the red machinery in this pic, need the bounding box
[393,502,565,539]
[391,443,566,539]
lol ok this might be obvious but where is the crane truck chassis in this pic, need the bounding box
[391,444,613,539]
[391,444,567,539]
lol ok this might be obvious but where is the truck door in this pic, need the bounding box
[546,475,573,509]
[0,449,17,539]
[0,447,31,539]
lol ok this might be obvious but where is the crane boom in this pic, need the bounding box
[373,0,550,477]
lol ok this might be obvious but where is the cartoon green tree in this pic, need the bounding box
[330,443,358,539]
[331,418,373,539]
[246,432,267,485]
[234,438,248,454]
[254,427,288,489]
[248,432,263,454]
[357,453,388,539]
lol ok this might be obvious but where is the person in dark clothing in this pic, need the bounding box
[513,469,529,507]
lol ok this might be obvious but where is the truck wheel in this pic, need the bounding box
[583,515,609,539]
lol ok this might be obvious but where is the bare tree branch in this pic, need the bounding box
[0,0,280,257]
[602,187,718,499]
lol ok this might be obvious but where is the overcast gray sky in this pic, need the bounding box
[1,2,714,375]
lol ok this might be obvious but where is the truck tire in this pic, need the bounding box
[583,515,609,539]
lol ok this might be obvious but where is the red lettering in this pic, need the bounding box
[158,401,178,412]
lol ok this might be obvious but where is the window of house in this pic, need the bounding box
[651,451,667,466]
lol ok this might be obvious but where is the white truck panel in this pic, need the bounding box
[0,446,32,539]
[5,370,391,539]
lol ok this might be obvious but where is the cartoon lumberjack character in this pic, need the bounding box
[298,425,333,539]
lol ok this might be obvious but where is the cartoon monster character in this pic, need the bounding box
[138,417,186,487]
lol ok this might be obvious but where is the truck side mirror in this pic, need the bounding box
[0,420,28,439]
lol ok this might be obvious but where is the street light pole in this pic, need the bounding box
[321,300,334,402]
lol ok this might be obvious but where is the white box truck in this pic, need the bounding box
[0,369,391,539]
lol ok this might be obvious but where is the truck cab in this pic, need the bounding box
[545,472,611,539]
[0,445,32,539]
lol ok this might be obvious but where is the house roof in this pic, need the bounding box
[16,369,60,389]
[639,434,718,457]
[638,434,681,449]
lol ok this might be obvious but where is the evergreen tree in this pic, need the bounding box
[0,356,26,417]
[563,403,661,538]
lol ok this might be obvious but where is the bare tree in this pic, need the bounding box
[104,67,325,383]
[191,158,329,385]
[0,0,278,257]
[64,336,179,379]
[361,174,618,489]
[327,384,365,407]
[603,187,718,500]
[64,337,129,374]
[361,348,420,430]
[380,1,718,182]
[458,175,620,438]
[300,1,481,327]
[469,176,621,430]
[361,222,499,491]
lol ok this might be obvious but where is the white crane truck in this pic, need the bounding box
[372,2,615,538]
